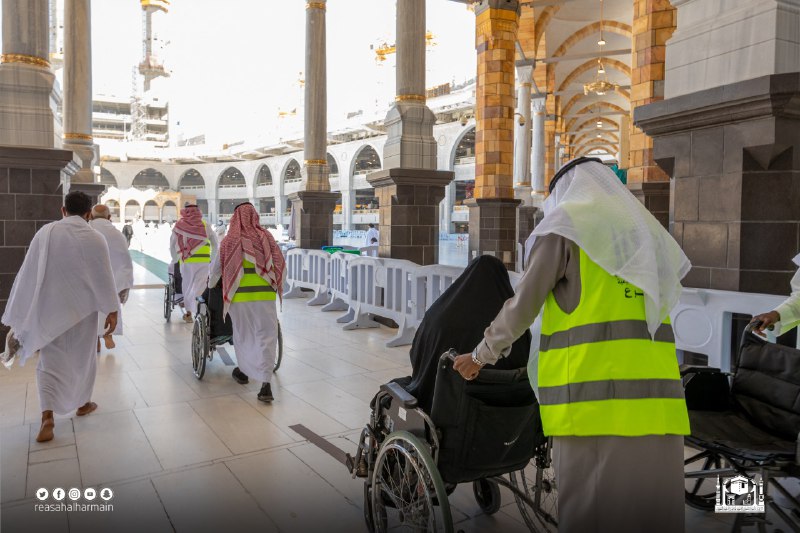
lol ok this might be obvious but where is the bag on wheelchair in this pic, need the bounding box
[201,284,233,339]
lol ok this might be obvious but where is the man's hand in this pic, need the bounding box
[454,354,482,381]
[104,312,118,335]
[750,311,780,334]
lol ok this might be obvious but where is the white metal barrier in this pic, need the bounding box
[321,252,366,323]
[419,265,464,312]
[282,249,331,306]
[669,288,788,372]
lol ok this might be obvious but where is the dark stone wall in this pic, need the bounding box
[0,147,77,350]
[468,198,522,271]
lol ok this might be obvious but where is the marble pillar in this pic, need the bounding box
[530,99,546,207]
[62,0,96,187]
[291,0,337,249]
[368,0,453,265]
[513,62,533,206]
[0,0,58,148]
[341,188,354,231]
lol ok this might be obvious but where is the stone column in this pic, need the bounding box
[368,0,453,265]
[290,0,338,249]
[0,0,58,148]
[341,187,354,231]
[513,61,533,206]
[531,98,546,206]
[618,114,631,170]
[466,0,521,271]
[61,0,104,202]
[627,0,676,227]
[0,147,79,350]
[441,181,455,233]
[636,0,800,295]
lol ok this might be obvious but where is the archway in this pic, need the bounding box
[105,199,120,222]
[161,200,177,222]
[283,159,302,183]
[218,167,246,189]
[452,127,476,167]
[256,165,273,186]
[327,153,339,178]
[124,200,141,221]
[132,168,169,191]
[99,167,117,188]
[143,200,159,222]
[179,168,205,190]
[352,145,381,176]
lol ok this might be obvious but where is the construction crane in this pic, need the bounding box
[373,31,437,63]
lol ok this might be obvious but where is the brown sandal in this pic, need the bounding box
[76,402,97,417]
[36,412,55,443]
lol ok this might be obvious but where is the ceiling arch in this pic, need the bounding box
[557,57,631,93]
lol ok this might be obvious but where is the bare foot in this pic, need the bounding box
[76,402,97,417]
[36,411,55,442]
[183,312,193,323]
[103,334,115,349]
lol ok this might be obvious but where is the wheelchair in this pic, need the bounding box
[191,285,284,380]
[347,350,558,532]
[163,266,184,322]
[683,322,800,532]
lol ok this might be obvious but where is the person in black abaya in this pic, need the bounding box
[396,255,531,413]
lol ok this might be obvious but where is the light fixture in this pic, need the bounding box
[583,0,618,97]
[596,121,603,128]
[596,134,602,138]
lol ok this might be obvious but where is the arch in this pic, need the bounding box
[551,21,632,60]
[282,158,302,183]
[327,153,340,177]
[572,132,619,149]
[557,58,631,93]
[256,164,273,187]
[534,5,561,56]
[143,200,159,222]
[571,116,620,134]
[576,147,614,157]
[179,168,205,189]
[217,166,246,188]
[99,167,117,187]
[105,199,120,222]
[566,102,628,132]
[123,200,141,221]
[350,144,382,177]
[573,141,617,154]
[161,200,177,222]
[132,168,169,191]
[450,126,476,169]
[561,90,630,118]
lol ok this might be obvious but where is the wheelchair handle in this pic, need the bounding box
[439,349,528,384]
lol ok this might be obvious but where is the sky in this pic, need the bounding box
[65,0,477,145]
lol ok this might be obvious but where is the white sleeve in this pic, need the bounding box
[207,225,220,261]
[208,250,222,288]
[169,232,179,263]
[774,268,800,334]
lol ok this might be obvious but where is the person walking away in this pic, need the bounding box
[453,158,692,533]
[1,192,119,442]
[122,222,133,247]
[364,223,379,247]
[170,204,218,323]
[209,202,285,403]
[90,205,134,350]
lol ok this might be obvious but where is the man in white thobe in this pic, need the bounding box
[364,223,379,247]
[1,192,119,443]
[90,204,135,350]
[170,204,219,322]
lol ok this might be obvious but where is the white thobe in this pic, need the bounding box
[209,254,278,383]
[365,227,379,246]
[90,218,134,335]
[2,216,118,414]
[773,254,800,335]
[170,223,219,315]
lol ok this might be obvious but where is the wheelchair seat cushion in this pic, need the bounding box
[687,410,796,462]
[732,332,800,441]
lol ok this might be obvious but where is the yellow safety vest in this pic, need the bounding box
[538,248,690,437]
[182,221,212,264]
[231,259,276,303]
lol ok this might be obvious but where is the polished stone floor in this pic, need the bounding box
[0,283,759,532]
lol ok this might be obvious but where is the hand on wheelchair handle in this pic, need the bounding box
[453,353,481,381]
[749,311,779,334]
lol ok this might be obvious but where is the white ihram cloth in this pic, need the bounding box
[1,216,118,414]
[208,253,278,383]
[170,225,218,315]
[529,160,690,337]
[90,218,134,335]
[364,227,379,246]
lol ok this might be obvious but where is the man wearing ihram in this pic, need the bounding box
[455,158,692,533]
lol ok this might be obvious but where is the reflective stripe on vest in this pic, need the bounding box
[232,260,275,303]
[183,221,212,264]
[538,248,689,437]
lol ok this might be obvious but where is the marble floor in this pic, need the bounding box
[0,284,776,532]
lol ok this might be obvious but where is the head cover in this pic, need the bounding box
[532,158,691,337]
[219,203,285,316]
[173,205,207,260]
[548,157,602,194]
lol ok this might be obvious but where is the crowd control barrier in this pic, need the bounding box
[282,249,331,306]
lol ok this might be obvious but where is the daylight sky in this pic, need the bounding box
[5,0,477,144]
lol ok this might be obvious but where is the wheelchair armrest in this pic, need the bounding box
[679,364,722,377]
[379,382,418,409]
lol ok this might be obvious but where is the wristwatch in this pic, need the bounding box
[471,348,486,368]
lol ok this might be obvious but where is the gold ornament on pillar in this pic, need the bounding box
[0,53,51,68]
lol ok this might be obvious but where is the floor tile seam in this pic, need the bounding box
[287,445,363,510]
[219,461,282,530]
[185,400,236,457]
[27,444,78,465]
[131,403,166,473]
[147,477,179,533]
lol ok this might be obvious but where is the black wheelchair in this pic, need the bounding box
[163,265,184,322]
[191,285,283,380]
[347,350,558,532]
[683,323,800,532]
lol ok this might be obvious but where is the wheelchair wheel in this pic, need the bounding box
[371,431,453,533]
[473,479,501,515]
[163,282,173,322]
[191,313,209,380]
[273,320,283,372]
[684,448,724,511]
[510,439,558,532]
[363,482,386,533]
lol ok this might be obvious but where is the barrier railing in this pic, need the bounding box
[282,249,331,305]
[321,251,363,323]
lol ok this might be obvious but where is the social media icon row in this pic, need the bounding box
[36,487,113,501]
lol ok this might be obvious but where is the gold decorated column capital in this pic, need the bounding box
[0,53,51,68]
[306,2,326,10]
